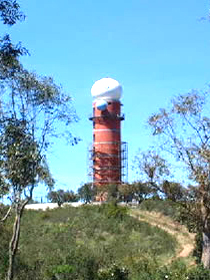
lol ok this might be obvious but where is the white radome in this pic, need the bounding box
[91,78,122,101]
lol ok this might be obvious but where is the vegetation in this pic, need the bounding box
[0,203,177,279]
[77,183,96,204]
[1,203,210,279]
[148,91,210,268]
[0,1,78,279]
[0,0,209,278]
[47,189,79,206]
[133,149,170,194]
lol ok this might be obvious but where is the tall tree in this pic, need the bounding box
[0,2,79,279]
[0,0,27,83]
[148,91,210,268]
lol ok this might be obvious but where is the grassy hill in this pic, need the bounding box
[1,202,210,280]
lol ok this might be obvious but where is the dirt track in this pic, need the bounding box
[130,209,195,264]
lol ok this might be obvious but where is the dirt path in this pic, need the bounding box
[130,209,195,264]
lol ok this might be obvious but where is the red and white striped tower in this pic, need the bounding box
[89,78,127,189]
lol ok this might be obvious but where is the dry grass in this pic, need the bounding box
[130,209,196,266]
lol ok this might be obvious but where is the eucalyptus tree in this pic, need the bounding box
[0,2,79,279]
[148,91,210,268]
[133,149,170,195]
[161,181,184,202]
[1,68,78,280]
[47,189,79,206]
[0,63,78,280]
[0,0,27,83]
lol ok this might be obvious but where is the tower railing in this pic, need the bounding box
[87,141,128,184]
[89,113,125,121]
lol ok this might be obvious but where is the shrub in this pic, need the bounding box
[187,265,210,280]
[139,199,178,218]
[98,264,129,280]
[193,232,202,264]
[16,205,177,279]
[101,202,128,220]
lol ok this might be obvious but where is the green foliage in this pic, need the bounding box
[47,189,79,206]
[102,202,128,219]
[186,265,210,280]
[133,149,170,191]
[0,2,79,279]
[137,198,205,267]
[0,119,54,191]
[98,264,129,280]
[0,0,25,25]
[0,1,27,82]
[78,183,96,203]
[175,202,200,232]
[118,182,153,203]
[138,199,179,218]
[148,91,210,267]
[138,198,200,235]
[0,205,177,279]
[52,264,74,274]
[193,232,203,264]
[130,260,210,280]
[162,181,185,202]
[51,264,75,280]
[128,259,185,280]
[2,204,210,279]
[0,4,78,210]
[101,184,119,202]
[0,34,28,79]
[0,223,10,275]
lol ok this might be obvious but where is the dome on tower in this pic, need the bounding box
[91,78,122,101]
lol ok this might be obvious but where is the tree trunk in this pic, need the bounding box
[199,183,210,269]
[201,223,210,269]
[7,207,22,280]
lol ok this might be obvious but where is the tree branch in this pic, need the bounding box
[0,205,12,222]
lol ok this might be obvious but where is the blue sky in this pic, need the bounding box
[3,0,210,200]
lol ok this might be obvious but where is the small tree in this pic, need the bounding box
[47,189,79,206]
[133,149,170,195]
[162,181,185,202]
[132,181,153,203]
[118,184,133,203]
[78,183,96,204]
[0,119,55,279]
[104,184,119,203]
[0,71,78,280]
[118,182,152,203]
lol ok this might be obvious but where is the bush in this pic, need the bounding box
[187,265,210,280]
[139,199,178,218]
[98,264,129,280]
[15,205,177,279]
[102,203,128,220]
[193,232,202,264]
[0,223,10,278]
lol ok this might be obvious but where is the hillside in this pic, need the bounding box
[1,203,209,280]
